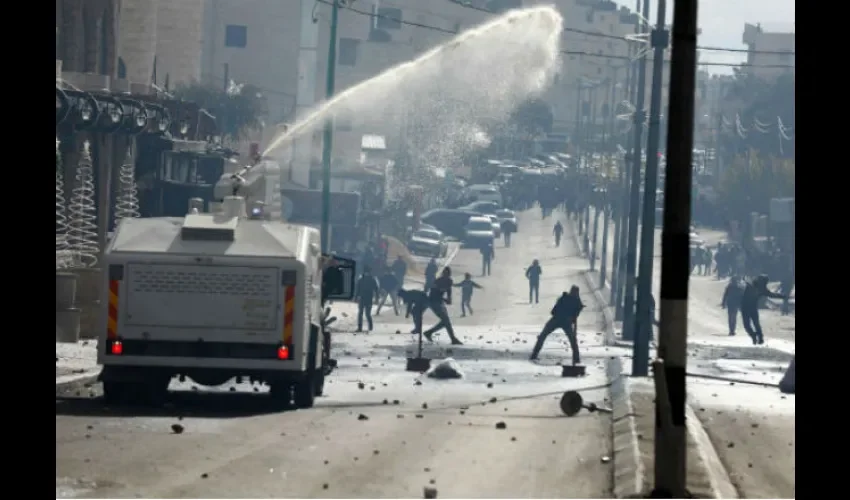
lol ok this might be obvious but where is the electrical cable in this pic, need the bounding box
[444,0,795,55]
[315,0,795,67]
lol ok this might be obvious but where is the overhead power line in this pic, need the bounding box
[316,0,795,68]
[444,0,795,55]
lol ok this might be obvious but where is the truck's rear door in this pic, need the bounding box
[121,262,280,343]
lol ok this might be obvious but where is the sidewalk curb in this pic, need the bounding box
[588,248,738,499]
[56,370,100,392]
[606,356,646,499]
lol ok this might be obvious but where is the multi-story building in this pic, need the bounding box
[742,23,795,80]
[117,0,205,89]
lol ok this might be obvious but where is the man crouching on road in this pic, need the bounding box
[530,285,585,364]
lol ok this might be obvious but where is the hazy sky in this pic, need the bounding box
[619,0,796,74]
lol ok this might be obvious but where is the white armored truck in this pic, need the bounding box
[97,160,355,408]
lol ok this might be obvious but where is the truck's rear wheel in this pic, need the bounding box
[294,375,316,408]
[269,382,292,408]
[102,381,131,404]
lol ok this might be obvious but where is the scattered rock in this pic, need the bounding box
[424,486,438,499]
[383,399,389,405]
[727,442,735,448]
[171,424,185,434]
[489,397,497,403]
[229,387,236,392]
[201,473,208,479]
[414,380,423,386]
[397,414,404,419]
[373,450,380,455]
[415,414,424,419]
[422,403,428,409]
[323,483,329,490]
[357,414,369,421]
[486,382,494,388]
[510,436,516,441]
[393,399,400,405]
[459,410,466,415]
[495,422,507,430]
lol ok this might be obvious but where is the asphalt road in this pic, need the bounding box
[56,210,614,499]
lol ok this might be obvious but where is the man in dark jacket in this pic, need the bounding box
[720,276,745,336]
[553,221,564,247]
[424,258,438,291]
[354,266,380,332]
[391,255,407,286]
[530,286,584,364]
[399,288,429,334]
[376,268,400,316]
[525,259,542,304]
[480,242,495,276]
[423,267,463,345]
[740,274,786,345]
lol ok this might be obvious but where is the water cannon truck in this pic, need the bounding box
[97,157,355,409]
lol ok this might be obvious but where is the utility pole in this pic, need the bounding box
[613,0,642,321]
[621,0,651,341]
[584,83,597,256]
[652,0,697,495]
[320,0,340,253]
[633,0,669,377]
[574,77,584,236]
[599,75,615,285]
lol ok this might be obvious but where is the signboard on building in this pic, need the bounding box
[281,188,361,226]
[769,197,795,223]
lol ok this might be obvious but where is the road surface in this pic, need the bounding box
[56,210,615,499]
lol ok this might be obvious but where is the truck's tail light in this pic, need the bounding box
[277,344,290,360]
[110,339,123,355]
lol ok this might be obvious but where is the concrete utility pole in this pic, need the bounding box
[613,0,643,321]
[652,0,698,495]
[598,74,616,286]
[633,0,669,376]
[584,83,598,256]
[573,77,585,236]
[621,0,651,341]
[320,0,341,253]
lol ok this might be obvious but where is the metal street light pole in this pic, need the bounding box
[652,0,698,495]
[574,78,585,236]
[621,0,651,341]
[598,75,615,285]
[633,0,669,377]
[584,83,598,256]
[320,0,340,253]
[613,0,642,321]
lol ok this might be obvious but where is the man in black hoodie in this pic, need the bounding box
[720,276,745,336]
[354,267,380,332]
[399,288,429,334]
[740,274,787,345]
[530,285,584,364]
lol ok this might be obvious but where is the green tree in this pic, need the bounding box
[173,82,268,142]
[510,98,554,136]
[718,153,794,224]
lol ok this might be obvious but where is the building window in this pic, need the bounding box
[339,38,359,66]
[376,7,402,30]
[225,25,248,48]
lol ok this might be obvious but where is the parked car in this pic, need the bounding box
[460,200,500,215]
[407,228,449,257]
[464,184,503,205]
[421,208,479,240]
[486,215,502,238]
[463,216,496,249]
[495,209,518,232]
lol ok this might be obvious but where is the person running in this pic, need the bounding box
[375,267,400,316]
[424,258,438,291]
[740,274,787,345]
[354,266,380,332]
[530,285,585,364]
[399,288,429,335]
[453,272,483,317]
[525,259,542,304]
[422,267,463,345]
[553,221,564,247]
[720,276,745,336]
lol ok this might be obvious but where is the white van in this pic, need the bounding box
[466,184,503,205]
